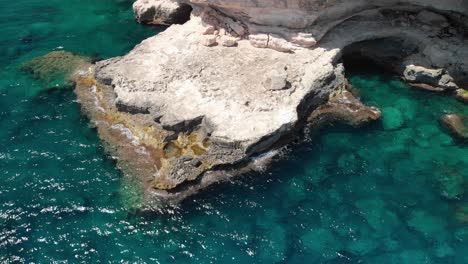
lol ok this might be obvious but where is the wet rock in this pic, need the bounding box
[308,88,381,128]
[133,0,192,25]
[403,65,458,91]
[20,51,90,88]
[441,114,468,140]
[454,89,468,104]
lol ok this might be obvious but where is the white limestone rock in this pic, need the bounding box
[133,0,192,25]
[84,0,468,202]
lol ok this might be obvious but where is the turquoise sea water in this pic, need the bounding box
[0,0,467,262]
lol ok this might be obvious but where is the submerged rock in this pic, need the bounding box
[407,210,447,238]
[454,89,468,104]
[381,107,405,130]
[441,114,468,140]
[437,168,465,200]
[20,51,90,88]
[301,228,342,260]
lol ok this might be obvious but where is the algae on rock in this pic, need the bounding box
[20,51,91,88]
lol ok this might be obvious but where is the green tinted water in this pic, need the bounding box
[0,0,467,262]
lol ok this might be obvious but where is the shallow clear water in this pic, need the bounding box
[0,0,467,263]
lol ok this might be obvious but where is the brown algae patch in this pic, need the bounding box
[21,51,91,88]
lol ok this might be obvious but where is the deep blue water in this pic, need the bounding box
[0,0,467,263]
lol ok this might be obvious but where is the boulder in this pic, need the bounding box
[133,0,192,25]
[441,114,468,140]
[454,89,468,104]
[308,88,381,128]
[220,36,238,47]
[403,65,458,91]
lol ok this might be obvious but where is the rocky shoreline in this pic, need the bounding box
[72,0,468,205]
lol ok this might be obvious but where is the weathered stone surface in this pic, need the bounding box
[77,0,468,203]
[308,85,381,128]
[455,89,468,104]
[403,65,459,91]
[133,0,192,25]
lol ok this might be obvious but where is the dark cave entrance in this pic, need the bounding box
[340,37,420,76]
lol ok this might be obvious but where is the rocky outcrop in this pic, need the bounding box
[308,84,381,128]
[75,0,468,204]
[133,0,192,25]
[92,16,343,202]
[403,65,458,92]
[441,114,468,141]
[455,89,468,104]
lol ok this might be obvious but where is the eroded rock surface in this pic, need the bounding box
[77,0,468,203]
[441,114,468,141]
[455,89,468,104]
[133,0,192,25]
[308,82,381,128]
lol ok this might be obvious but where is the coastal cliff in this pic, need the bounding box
[75,0,468,204]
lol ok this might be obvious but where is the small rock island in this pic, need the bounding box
[72,0,468,204]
